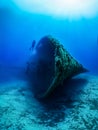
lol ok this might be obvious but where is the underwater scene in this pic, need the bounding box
[0,0,98,129]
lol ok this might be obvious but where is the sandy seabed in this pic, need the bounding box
[0,71,98,130]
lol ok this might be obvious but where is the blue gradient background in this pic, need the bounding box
[0,0,98,74]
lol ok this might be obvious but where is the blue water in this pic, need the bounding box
[0,1,98,76]
[0,1,98,130]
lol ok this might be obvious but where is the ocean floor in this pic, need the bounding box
[0,68,98,130]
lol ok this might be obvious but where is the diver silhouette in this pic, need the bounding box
[29,40,36,51]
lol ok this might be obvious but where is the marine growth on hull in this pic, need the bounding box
[26,35,88,98]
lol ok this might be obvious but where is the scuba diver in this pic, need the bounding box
[29,40,36,51]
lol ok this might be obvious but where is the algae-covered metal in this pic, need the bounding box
[26,35,88,98]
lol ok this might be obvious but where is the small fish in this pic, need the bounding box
[29,40,36,51]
